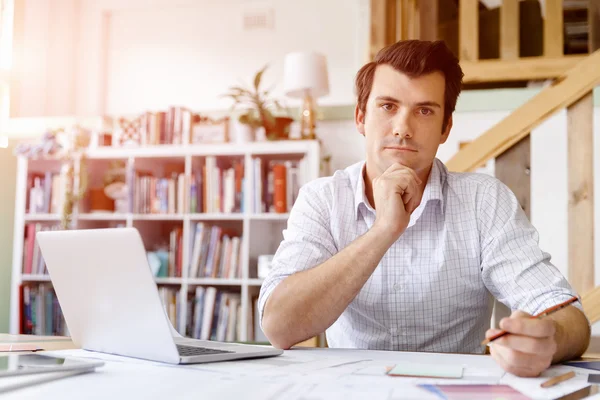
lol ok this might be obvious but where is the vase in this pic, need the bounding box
[233,121,255,143]
[267,117,294,140]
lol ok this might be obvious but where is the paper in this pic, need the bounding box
[25,348,592,400]
[421,384,531,400]
[387,362,463,379]
[0,370,92,394]
[500,365,590,400]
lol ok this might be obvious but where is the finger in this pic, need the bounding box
[499,316,556,338]
[386,170,420,196]
[485,329,503,339]
[490,345,546,377]
[402,179,421,213]
[511,310,532,318]
[493,340,552,371]
[492,334,556,356]
[405,191,422,214]
[384,163,422,185]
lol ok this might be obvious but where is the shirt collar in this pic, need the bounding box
[353,158,447,220]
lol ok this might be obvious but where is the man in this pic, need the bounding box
[258,40,590,377]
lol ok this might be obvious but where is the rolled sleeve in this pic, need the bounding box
[257,184,338,328]
[479,180,583,316]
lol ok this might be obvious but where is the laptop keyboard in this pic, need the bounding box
[176,344,234,357]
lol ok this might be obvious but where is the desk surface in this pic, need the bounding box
[0,334,599,400]
[0,334,75,353]
[2,333,599,358]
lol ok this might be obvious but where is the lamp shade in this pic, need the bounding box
[283,52,330,99]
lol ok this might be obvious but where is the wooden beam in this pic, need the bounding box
[370,0,387,60]
[582,286,600,324]
[410,0,419,40]
[459,0,479,61]
[500,0,519,60]
[544,0,564,57]
[461,55,586,83]
[591,0,600,52]
[446,49,600,172]
[385,0,397,46]
[395,0,407,41]
[419,0,438,41]
[567,92,594,295]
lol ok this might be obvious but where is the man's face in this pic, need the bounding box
[355,65,452,177]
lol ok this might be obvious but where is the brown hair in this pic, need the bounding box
[355,40,464,130]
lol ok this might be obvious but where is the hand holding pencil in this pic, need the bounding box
[483,296,579,378]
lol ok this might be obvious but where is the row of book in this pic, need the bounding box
[186,287,241,341]
[26,157,304,217]
[26,172,65,214]
[138,107,192,146]
[164,228,183,278]
[127,157,245,215]
[252,159,302,214]
[19,283,265,344]
[158,286,181,330]
[132,173,186,214]
[193,157,244,214]
[20,284,68,336]
[188,223,242,279]
[22,223,60,275]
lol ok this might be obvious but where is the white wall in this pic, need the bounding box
[12,0,369,117]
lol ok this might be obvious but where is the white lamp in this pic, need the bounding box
[283,52,329,140]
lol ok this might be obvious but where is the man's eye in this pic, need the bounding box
[381,103,395,111]
[418,108,433,116]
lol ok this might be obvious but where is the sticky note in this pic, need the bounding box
[386,362,463,379]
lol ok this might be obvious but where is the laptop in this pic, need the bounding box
[36,227,283,364]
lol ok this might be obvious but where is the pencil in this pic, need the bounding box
[540,371,576,388]
[481,296,579,346]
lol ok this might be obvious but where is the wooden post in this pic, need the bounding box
[385,0,397,46]
[370,0,387,60]
[410,0,419,40]
[567,5,599,295]
[567,92,594,295]
[396,0,407,41]
[500,0,519,60]
[419,0,438,41]
[544,0,563,57]
[459,0,479,61]
[493,137,531,327]
[591,0,600,53]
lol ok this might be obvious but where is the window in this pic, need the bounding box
[0,0,13,147]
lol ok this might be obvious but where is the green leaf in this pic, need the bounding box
[229,86,252,96]
[254,64,269,91]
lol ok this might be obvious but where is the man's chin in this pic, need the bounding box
[383,156,415,170]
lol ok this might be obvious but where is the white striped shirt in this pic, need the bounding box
[258,158,581,353]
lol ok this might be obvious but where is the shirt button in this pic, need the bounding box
[394,283,403,291]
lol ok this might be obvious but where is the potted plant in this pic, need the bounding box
[223,65,293,141]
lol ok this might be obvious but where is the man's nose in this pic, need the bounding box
[392,110,412,139]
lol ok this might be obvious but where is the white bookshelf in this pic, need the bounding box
[9,140,320,342]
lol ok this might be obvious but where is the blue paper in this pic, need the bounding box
[564,361,600,371]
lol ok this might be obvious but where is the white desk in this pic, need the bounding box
[0,346,597,400]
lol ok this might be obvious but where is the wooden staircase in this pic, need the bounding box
[370,0,600,328]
